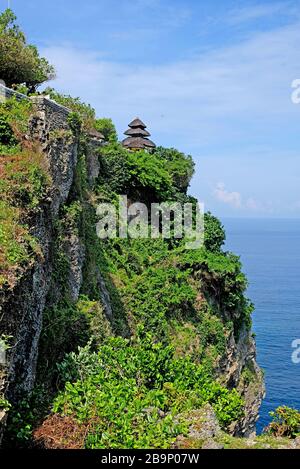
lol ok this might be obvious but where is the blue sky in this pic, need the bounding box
[3,0,300,218]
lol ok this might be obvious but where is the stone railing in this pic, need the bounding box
[0,83,29,102]
[0,83,70,115]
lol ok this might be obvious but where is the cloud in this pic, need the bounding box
[214,183,242,209]
[245,197,260,211]
[227,2,293,25]
[213,184,274,214]
[39,4,300,217]
[41,15,300,149]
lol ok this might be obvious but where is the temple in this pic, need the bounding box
[122,117,156,151]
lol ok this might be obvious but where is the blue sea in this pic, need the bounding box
[223,218,300,433]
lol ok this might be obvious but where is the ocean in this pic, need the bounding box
[223,218,300,433]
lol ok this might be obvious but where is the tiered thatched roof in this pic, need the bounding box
[122,117,156,150]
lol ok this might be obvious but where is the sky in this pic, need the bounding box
[2,0,300,218]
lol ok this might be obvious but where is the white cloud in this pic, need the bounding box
[213,185,274,214]
[40,6,300,217]
[214,183,242,209]
[245,197,260,211]
[41,16,300,147]
[227,2,293,25]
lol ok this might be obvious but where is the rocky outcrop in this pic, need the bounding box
[174,404,300,450]
[218,325,265,436]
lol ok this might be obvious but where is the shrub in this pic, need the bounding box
[204,212,226,252]
[52,334,244,448]
[267,406,300,438]
[95,118,117,142]
[0,114,17,147]
[153,146,195,193]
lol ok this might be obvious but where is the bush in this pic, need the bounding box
[267,406,300,438]
[52,334,244,448]
[0,114,17,146]
[204,212,226,252]
[95,118,117,142]
[98,143,194,202]
[153,146,195,193]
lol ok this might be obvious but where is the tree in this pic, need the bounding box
[204,212,226,252]
[95,118,118,142]
[0,9,55,91]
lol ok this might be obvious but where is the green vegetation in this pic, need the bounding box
[27,123,253,448]
[43,88,96,132]
[52,334,243,448]
[97,142,195,203]
[0,97,48,287]
[267,406,300,438]
[0,82,258,448]
[2,13,298,452]
[95,118,117,142]
[0,9,55,90]
[204,212,226,252]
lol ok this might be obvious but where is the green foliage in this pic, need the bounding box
[0,201,41,287]
[38,299,90,383]
[53,334,244,448]
[98,142,174,201]
[76,296,112,345]
[4,385,51,447]
[125,265,196,339]
[0,96,32,155]
[98,142,131,193]
[0,114,17,147]
[43,88,96,131]
[0,9,55,90]
[179,248,253,337]
[67,112,82,135]
[127,150,173,201]
[153,146,195,193]
[95,118,117,142]
[98,142,197,203]
[0,101,255,450]
[204,212,226,252]
[267,406,300,438]
[0,397,11,411]
[6,397,34,443]
[197,313,227,356]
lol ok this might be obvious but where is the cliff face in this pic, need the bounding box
[0,90,264,446]
[0,95,101,440]
[218,325,265,436]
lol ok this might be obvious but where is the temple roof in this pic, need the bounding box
[122,117,156,150]
[124,127,151,137]
[128,117,147,129]
[122,136,156,149]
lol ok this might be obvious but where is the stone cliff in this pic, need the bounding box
[0,92,101,440]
